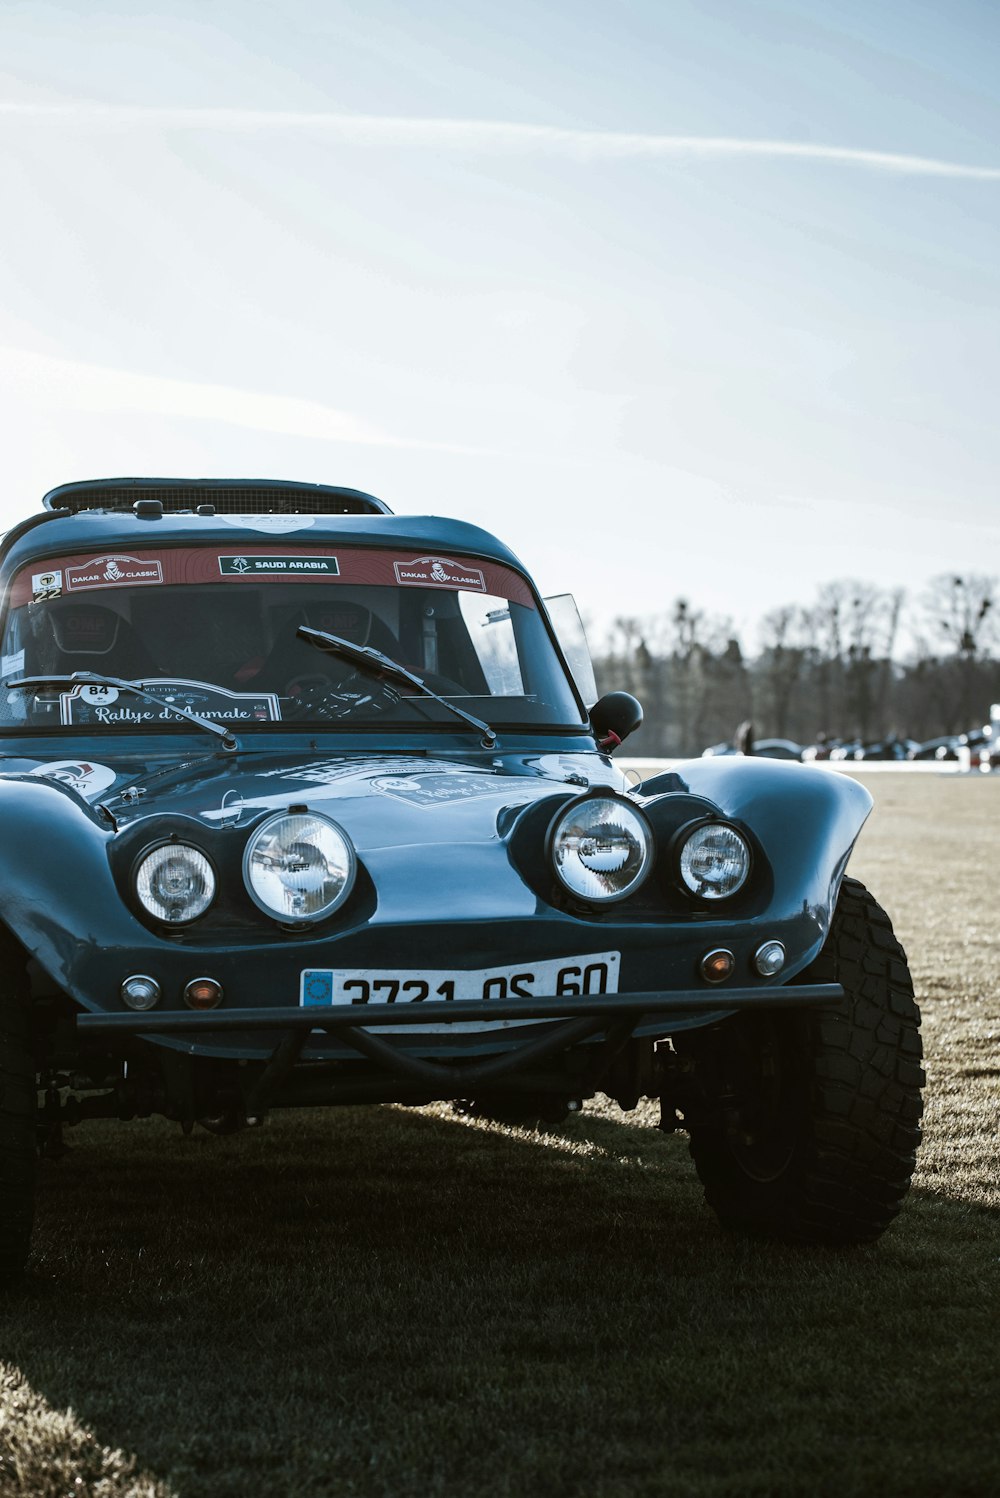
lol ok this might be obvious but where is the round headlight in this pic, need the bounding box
[243,810,356,924]
[677,822,751,900]
[135,844,216,924]
[550,796,652,904]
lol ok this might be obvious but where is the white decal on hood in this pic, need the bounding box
[253,756,440,785]
[198,758,502,823]
[27,760,117,799]
[370,772,499,807]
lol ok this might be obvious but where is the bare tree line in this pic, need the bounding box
[592,574,1000,758]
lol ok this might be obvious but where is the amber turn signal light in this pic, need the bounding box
[183,977,224,1011]
[700,948,735,984]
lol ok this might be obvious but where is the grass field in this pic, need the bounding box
[1,775,998,1497]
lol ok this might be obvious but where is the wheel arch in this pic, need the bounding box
[0,774,117,990]
[638,757,873,974]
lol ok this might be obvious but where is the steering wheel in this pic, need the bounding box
[281,672,402,722]
[282,671,342,699]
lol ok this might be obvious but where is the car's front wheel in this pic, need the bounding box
[0,932,35,1281]
[681,877,924,1244]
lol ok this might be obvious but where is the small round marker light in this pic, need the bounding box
[184,977,224,1011]
[121,974,161,1011]
[700,948,735,984]
[753,940,786,977]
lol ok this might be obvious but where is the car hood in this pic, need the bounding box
[0,745,624,847]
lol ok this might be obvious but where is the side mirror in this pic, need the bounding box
[590,691,643,752]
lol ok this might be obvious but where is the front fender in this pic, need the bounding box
[0,775,121,986]
[637,757,872,974]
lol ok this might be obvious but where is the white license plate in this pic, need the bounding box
[300,951,621,1010]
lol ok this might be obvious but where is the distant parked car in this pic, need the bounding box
[828,740,864,762]
[753,738,805,760]
[909,736,961,761]
[855,738,919,762]
[702,738,804,761]
[801,738,840,762]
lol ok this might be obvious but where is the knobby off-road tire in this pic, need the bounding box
[686,877,924,1244]
[0,934,35,1281]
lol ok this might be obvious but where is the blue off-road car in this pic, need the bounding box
[0,479,923,1276]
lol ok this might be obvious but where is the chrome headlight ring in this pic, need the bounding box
[133,841,217,925]
[242,809,357,926]
[548,793,653,905]
[675,819,752,901]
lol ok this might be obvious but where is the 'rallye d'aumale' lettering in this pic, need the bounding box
[0,476,924,1280]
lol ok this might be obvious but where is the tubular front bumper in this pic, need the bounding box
[75,985,844,1092]
[76,984,843,1034]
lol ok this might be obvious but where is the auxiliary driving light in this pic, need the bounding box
[243,809,357,924]
[753,940,786,977]
[121,974,161,1011]
[700,948,735,984]
[184,977,224,1011]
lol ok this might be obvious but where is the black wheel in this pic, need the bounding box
[683,877,924,1244]
[0,934,35,1282]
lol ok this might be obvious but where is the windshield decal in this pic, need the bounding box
[27,760,117,799]
[394,556,486,591]
[10,547,535,607]
[218,554,340,577]
[65,555,163,592]
[77,683,120,708]
[32,570,63,601]
[57,679,281,727]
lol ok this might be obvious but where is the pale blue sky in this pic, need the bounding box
[1,1,998,645]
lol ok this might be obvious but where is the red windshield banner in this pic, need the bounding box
[10,547,536,608]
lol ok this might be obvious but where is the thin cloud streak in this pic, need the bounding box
[2,101,1000,179]
[0,347,489,456]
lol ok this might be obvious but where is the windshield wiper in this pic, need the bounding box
[297,626,498,748]
[5,673,240,751]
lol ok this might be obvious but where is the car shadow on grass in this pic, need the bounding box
[2,1102,998,1498]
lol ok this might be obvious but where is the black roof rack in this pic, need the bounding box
[42,478,392,517]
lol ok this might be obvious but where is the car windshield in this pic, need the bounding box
[0,542,586,734]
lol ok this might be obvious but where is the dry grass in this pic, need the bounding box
[1,774,998,1497]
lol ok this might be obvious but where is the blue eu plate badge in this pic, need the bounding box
[301,971,335,1006]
